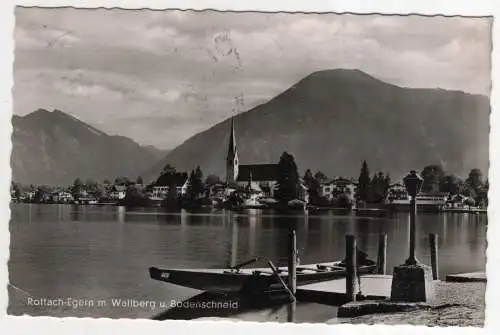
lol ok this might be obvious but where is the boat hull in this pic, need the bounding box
[149,262,376,293]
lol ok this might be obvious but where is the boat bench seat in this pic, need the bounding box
[252,270,282,276]
[317,264,345,271]
[297,267,328,272]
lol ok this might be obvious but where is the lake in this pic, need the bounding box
[8,203,487,322]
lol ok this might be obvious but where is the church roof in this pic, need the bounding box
[237,164,279,182]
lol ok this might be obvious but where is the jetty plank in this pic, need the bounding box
[296,275,393,305]
[445,272,486,283]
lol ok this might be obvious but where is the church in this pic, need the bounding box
[225,119,279,197]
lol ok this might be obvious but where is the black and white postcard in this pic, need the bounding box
[1,1,498,334]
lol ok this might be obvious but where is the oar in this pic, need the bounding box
[231,257,260,270]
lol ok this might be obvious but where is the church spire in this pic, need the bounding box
[227,118,236,161]
[226,118,239,183]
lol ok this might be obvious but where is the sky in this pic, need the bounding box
[13,8,492,150]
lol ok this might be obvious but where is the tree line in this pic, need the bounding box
[12,153,488,209]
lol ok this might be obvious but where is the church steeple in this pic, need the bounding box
[226,118,239,183]
[227,118,236,161]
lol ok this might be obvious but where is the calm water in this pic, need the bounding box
[8,203,487,322]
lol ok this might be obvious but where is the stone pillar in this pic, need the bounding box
[390,263,434,302]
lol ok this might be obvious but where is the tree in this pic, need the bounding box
[122,186,149,207]
[205,174,221,186]
[370,171,387,202]
[421,165,445,193]
[464,197,476,209]
[115,177,132,186]
[11,182,21,199]
[33,187,47,203]
[275,152,300,203]
[334,193,354,209]
[73,178,83,188]
[155,165,188,188]
[194,166,204,193]
[163,184,181,209]
[466,169,484,189]
[303,169,314,189]
[85,179,99,193]
[186,167,204,200]
[357,160,371,201]
[384,173,391,190]
[71,177,84,199]
[162,164,176,175]
[440,175,461,195]
[314,171,329,184]
[136,176,144,185]
[227,190,244,207]
[304,169,321,205]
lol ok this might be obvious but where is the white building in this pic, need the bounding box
[109,185,127,200]
[320,178,358,202]
[151,186,169,200]
[385,182,449,206]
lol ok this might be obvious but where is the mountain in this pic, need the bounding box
[143,69,490,183]
[11,109,163,186]
[143,145,170,161]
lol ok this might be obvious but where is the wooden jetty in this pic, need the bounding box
[297,271,487,306]
[149,222,484,322]
[445,272,486,283]
[297,274,392,305]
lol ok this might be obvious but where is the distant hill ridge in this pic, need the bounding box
[143,68,490,182]
[11,109,167,185]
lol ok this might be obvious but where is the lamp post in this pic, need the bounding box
[390,170,432,302]
[403,170,423,266]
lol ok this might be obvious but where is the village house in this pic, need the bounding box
[446,194,474,209]
[109,185,127,200]
[181,178,190,196]
[320,178,358,202]
[207,183,226,198]
[24,190,36,202]
[51,190,74,203]
[150,186,169,200]
[385,182,449,208]
[417,192,450,206]
[385,182,409,204]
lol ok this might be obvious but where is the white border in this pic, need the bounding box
[1,1,498,335]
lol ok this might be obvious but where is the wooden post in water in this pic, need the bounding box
[287,227,297,322]
[377,233,387,275]
[345,235,358,301]
[429,233,439,280]
[288,228,297,295]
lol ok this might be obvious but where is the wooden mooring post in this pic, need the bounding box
[429,233,439,280]
[345,235,359,301]
[287,227,297,322]
[377,233,387,275]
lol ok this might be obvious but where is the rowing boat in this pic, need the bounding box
[149,259,376,293]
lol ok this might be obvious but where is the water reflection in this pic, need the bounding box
[8,204,487,319]
[248,213,257,257]
[230,219,238,268]
[117,206,125,223]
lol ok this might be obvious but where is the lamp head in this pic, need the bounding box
[403,170,424,198]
